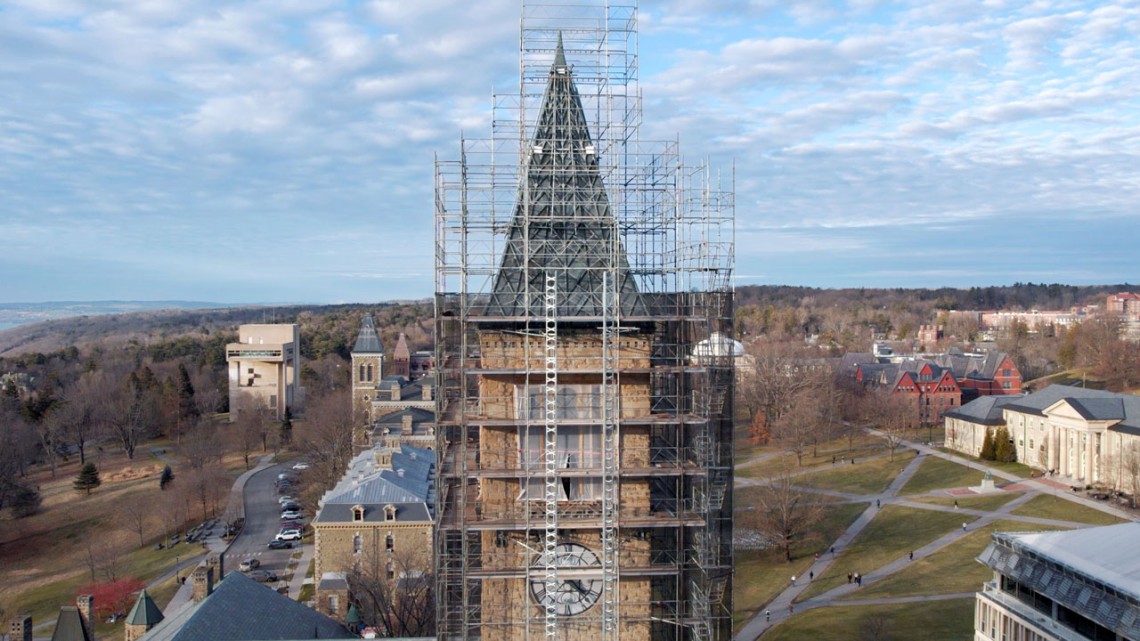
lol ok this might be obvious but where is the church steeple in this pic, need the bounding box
[482,32,644,318]
[352,314,384,354]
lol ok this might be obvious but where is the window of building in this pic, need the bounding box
[328,595,338,615]
[269,395,277,409]
[352,505,365,522]
[1002,381,1012,389]
[360,364,366,381]
[353,534,362,554]
[384,505,397,521]
[1002,368,1011,377]
[386,560,396,580]
[367,364,373,381]
[386,532,394,552]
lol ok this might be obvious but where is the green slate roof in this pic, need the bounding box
[127,589,164,627]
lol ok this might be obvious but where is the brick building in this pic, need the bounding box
[854,359,963,425]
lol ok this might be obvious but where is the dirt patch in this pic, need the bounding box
[105,465,161,483]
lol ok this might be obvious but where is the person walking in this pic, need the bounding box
[962,522,967,531]
[765,609,770,623]
[787,603,794,614]
[909,551,914,561]
[791,575,797,586]
[809,570,814,582]
[847,572,852,584]
[876,498,880,508]
[954,499,959,509]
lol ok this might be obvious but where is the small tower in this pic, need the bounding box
[75,594,95,641]
[8,614,32,641]
[124,590,163,641]
[351,314,385,430]
[391,333,411,378]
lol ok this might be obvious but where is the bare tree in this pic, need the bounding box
[738,344,816,446]
[295,389,355,495]
[859,613,893,641]
[738,468,826,562]
[120,490,153,548]
[96,369,160,460]
[180,418,224,471]
[870,393,918,461]
[347,547,436,637]
[180,463,228,521]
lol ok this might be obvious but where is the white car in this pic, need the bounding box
[278,496,295,505]
[281,509,303,520]
[276,528,302,542]
[292,462,310,471]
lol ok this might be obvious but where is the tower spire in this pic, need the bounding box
[553,31,567,69]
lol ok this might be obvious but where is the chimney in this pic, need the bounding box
[401,414,413,435]
[421,383,433,401]
[9,614,32,641]
[206,554,222,578]
[75,595,94,641]
[390,383,401,401]
[191,566,214,602]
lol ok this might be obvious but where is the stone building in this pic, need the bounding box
[945,385,1140,489]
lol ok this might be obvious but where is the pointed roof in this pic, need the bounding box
[482,34,645,318]
[393,333,410,360]
[127,589,165,627]
[352,314,385,354]
[50,607,92,641]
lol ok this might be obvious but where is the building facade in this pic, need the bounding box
[434,9,734,641]
[225,324,301,421]
[975,523,1140,641]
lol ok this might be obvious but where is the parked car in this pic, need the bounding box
[278,496,295,505]
[281,502,302,512]
[267,539,293,550]
[292,462,310,470]
[249,570,278,583]
[239,558,260,572]
[276,528,302,542]
[280,509,303,520]
[278,520,304,530]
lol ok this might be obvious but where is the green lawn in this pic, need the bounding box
[796,449,917,495]
[733,502,869,629]
[934,448,1033,478]
[1010,494,1128,526]
[898,457,985,495]
[848,519,1069,600]
[908,493,1020,512]
[763,598,975,641]
[735,433,892,479]
[798,505,975,601]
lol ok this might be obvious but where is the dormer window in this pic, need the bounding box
[384,505,397,522]
[352,505,365,522]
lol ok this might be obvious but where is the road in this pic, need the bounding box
[222,462,304,583]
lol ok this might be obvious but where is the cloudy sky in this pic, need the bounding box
[2,0,1137,304]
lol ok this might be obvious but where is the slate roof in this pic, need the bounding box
[943,395,1023,425]
[127,589,164,627]
[1002,384,1122,415]
[1002,384,1140,434]
[352,314,385,354]
[50,607,92,641]
[376,407,435,428]
[315,501,432,524]
[322,444,435,510]
[140,571,352,641]
[928,350,1011,380]
[481,34,645,319]
[373,376,431,403]
[393,333,411,361]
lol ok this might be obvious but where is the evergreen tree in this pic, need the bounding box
[279,408,293,446]
[980,428,996,461]
[159,465,175,490]
[11,483,42,517]
[73,463,102,496]
[177,363,199,421]
[994,426,1016,463]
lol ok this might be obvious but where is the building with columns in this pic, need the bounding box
[945,385,1140,489]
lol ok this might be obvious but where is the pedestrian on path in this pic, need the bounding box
[814,552,819,561]
[909,551,914,561]
[832,455,836,464]
[847,572,852,584]
[954,499,959,509]
[765,609,770,623]
[962,522,967,531]
[830,545,835,555]
[791,575,797,586]
[856,573,862,586]
[809,570,814,582]
[787,603,794,614]
[876,499,880,508]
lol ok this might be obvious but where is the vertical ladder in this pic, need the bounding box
[600,271,620,641]
[542,273,560,641]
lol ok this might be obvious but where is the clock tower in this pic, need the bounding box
[435,9,734,641]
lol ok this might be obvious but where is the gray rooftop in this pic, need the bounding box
[944,395,1023,425]
[140,572,352,641]
[481,35,645,319]
[50,607,92,641]
[127,589,164,627]
[315,501,431,524]
[352,314,385,354]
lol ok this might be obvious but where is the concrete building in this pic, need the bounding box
[946,385,1140,489]
[975,522,1140,641]
[226,324,301,421]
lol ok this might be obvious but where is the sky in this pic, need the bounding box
[1,0,1138,304]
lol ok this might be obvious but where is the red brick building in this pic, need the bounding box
[854,359,962,425]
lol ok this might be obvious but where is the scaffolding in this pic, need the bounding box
[435,3,734,641]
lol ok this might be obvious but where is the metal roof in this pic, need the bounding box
[480,35,645,318]
[351,314,385,354]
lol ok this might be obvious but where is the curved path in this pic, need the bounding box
[733,433,1137,641]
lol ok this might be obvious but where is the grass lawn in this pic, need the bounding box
[898,457,984,495]
[1010,494,1128,526]
[733,502,869,630]
[909,493,1020,512]
[735,433,891,479]
[935,448,1033,478]
[764,597,975,641]
[847,519,1069,600]
[796,449,917,495]
[798,505,975,602]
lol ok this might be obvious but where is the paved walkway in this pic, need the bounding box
[733,432,1137,641]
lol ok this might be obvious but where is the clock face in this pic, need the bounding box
[529,542,603,616]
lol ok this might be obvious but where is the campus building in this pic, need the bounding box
[433,7,734,641]
[975,522,1140,641]
[226,324,301,421]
